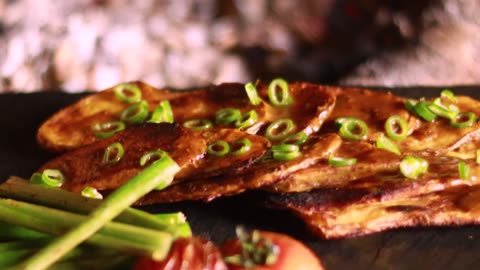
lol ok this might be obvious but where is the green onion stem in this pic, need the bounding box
[16,155,180,270]
[103,142,125,165]
[0,177,188,233]
[337,117,368,140]
[91,121,126,139]
[265,118,295,141]
[207,140,230,156]
[451,112,476,128]
[183,118,213,131]
[0,199,173,258]
[215,108,241,125]
[267,78,292,106]
[459,161,471,180]
[328,156,357,167]
[384,115,409,141]
[230,138,252,155]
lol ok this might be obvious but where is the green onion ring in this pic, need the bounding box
[282,131,308,145]
[413,100,437,122]
[207,140,230,156]
[265,118,295,141]
[215,108,242,125]
[81,186,103,200]
[148,100,174,123]
[231,138,253,155]
[113,83,142,103]
[459,161,471,180]
[428,101,458,120]
[102,142,125,164]
[267,78,292,106]
[139,150,168,166]
[30,169,65,188]
[244,82,261,106]
[385,115,409,141]
[399,155,429,179]
[183,118,213,131]
[338,117,368,140]
[376,134,401,155]
[235,110,258,130]
[271,144,301,161]
[91,121,125,139]
[120,100,149,124]
[451,112,477,128]
[328,156,357,167]
[441,89,456,103]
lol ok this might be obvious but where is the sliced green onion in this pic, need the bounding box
[405,99,417,114]
[268,78,292,106]
[148,100,174,124]
[207,140,230,156]
[30,169,65,188]
[458,161,471,180]
[271,144,301,161]
[399,155,428,179]
[281,131,308,145]
[113,83,142,103]
[91,121,125,139]
[441,89,456,103]
[215,108,241,125]
[428,101,458,120]
[385,115,409,141]
[244,82,261,106]
[328,156,357,167]
[451,112,476,128]
[376,134,401,155]
[102,142,124,165]
[235,110,258,130]
[265,118,295,141]
[230,138,252,155]
[139,150,168,167]
[414,100,437,122]
[120,100,149,124]
[183,118,213,131]
[81,186,103,200]
[338,117,368,140]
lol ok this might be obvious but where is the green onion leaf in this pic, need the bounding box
[328,156,357,167]
[458,161,471,180]
[81,186,103,200]
[450,112,477,128]
[265,118,295,141]
[267,78,292,106]
[235,110,258,130]
[244,82,261,106]
[399,155,429,179]
[30,169,65,188]
[271,144,301,161]
[376,134,401,155]
[215,108,242,125]
[120,100,149,124]
[413,100,437,122]
[337,117,368,140]
[183,118,213,131]
[231,138,252,155]
[139,150,168,167]
[148,100,174,124]
[102,142,124,165]
[207,140,230,156]
[91,121,125,139]
[281,131,308,145]
[113,83,142,103]
[384,115,409,141]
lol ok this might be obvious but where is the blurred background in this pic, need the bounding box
[1,0,479,92]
